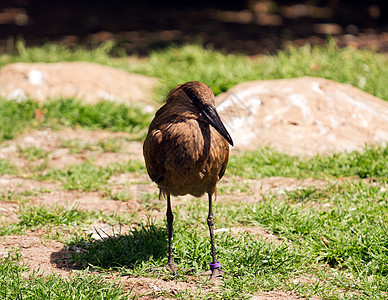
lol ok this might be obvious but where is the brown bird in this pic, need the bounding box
[143,81,233,278]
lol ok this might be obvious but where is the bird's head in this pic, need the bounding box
[167,81,234,146]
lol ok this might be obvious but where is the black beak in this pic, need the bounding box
[202,104,234,146]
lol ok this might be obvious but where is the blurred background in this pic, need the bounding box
[0,0,387,56]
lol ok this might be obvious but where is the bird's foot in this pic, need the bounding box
[165,262,178,275]
[211,267,224,279]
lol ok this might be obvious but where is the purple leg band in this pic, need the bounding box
[209,261,221,269]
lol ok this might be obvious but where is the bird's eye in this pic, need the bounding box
[184,89,200,103]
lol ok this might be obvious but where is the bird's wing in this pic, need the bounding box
[218,152,229,180]
[218,140,229,180]
[143,128,166,183]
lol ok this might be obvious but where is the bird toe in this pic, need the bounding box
[166,262,178,275]
[211,267,224,279]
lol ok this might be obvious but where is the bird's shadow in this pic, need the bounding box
[50,222,167,272]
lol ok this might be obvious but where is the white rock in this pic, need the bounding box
[217,77,388,155]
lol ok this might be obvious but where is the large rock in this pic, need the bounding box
[0,62,158,110]
[216,77,388,155]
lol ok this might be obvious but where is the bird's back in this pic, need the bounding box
[143,107,229,197]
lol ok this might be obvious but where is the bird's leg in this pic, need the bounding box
[207,192,223,278]
[166,193,178,274]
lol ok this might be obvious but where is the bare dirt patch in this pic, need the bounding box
[0,233,71,277]
[25,190,132,214]
[119,275,220,299]
[251,291,310,300]
[226,226,284,244]
[0,175,62,192]
[246,176,328,197]
[0,201,19,224]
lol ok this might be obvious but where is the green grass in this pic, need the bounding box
[104,190,133,202]
[0,202,137,237]
[19,205,136,228]
[42,162,113,191]
[41,160,145,191]
[70,222,168,271]
[97,138,124,153]
[60,139,98,154]
[70,220,299,289]
[244,182,388,298]
[246,183,387,267]
[229,145,388,182]
[60,137,123,154]
[37,144,387,194]
[41,99,150,133]
[0,253,130,300]
[0,223,26,236]
[0,159,18,175]
[0,98,152,143]
[18,146,49,161]
[0,189,53,203]
[18,204,90,227]
[0,39,119,67]
[0,204,91,237]
[261,183,388,274]
[127,41,388,101]
[1,40,387,102]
